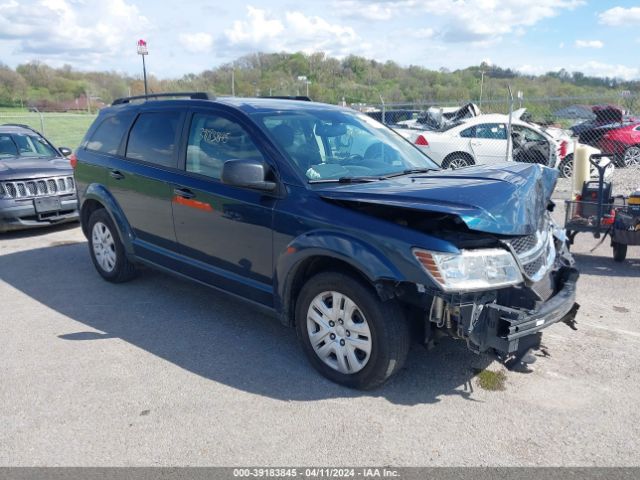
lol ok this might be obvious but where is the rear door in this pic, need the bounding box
[106,109,185,254]
[170,109,277,306]
[463,123,509,164]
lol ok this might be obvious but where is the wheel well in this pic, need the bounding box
[80,199,105,236]
[442,151,474,167]
[283,256,376,327]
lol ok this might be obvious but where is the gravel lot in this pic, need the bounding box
[1,168,639,467]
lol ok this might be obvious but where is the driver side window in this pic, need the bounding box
[186,113,264,180]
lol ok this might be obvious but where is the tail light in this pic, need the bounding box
[415,135,429,146]
[560,140,568,159]
[69,153,78,169]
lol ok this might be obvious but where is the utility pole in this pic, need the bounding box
[231,64,235,96]
[137,39,149,96]
[479,68,485,109]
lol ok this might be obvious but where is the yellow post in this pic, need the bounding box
[572,145,590,199]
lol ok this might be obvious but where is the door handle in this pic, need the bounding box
[109,170,125,180]
[173,187,195,199]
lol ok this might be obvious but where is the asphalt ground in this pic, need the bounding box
[1,191,639,466]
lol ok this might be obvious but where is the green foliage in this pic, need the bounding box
[1,53,638,109]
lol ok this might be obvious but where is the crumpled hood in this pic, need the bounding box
[0,157,72,181]
[317,163,558,236]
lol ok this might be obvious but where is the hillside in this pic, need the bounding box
[1,52,638,109]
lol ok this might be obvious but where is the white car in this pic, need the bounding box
[395,113,562,169]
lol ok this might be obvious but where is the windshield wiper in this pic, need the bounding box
[309,176,380,184]
[382,168,437,179]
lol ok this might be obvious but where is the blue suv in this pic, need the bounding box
[75,93,579,389]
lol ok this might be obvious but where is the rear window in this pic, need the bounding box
[86,113,135,155]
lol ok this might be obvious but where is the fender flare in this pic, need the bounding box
[274,230,406,326]
[80,183,135,256]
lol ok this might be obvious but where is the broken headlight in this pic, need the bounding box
[413,248,523,292]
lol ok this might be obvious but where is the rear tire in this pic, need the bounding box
[558,154,573,178]
[295,271,410,390]
[612,242,627,262]
[442,154,473,169]
[87,209,137,282]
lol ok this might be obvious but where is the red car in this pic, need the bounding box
[599,122,640,167]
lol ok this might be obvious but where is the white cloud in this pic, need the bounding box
[0,0,149,60]
[224,6,284,47]
[571,61,639,81]
[335,0,584,44]
[575,40,603,48]
[410,28,435,39]
[518,61,639,80]
[599,6,640,26]
[222,6,363,57]
[336,1,395,20]
[179,33,214,54]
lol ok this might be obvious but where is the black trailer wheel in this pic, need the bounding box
[612,242,627,262]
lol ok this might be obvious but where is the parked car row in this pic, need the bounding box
[386,104,629,178]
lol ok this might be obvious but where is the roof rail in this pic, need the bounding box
[112,92,213,105]
[2,123,43,135]
[260,95,312,102]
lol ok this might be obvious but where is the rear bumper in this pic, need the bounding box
[479,267,579,355]
[0,197,79,232]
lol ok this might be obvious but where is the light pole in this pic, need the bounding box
[479,68,485,109]
[297,76,311,97]
[137,39,148,96]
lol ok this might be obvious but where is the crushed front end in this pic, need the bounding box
[408,214,579,362]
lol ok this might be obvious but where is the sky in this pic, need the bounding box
[0,0,639,80]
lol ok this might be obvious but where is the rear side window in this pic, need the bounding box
[185,113,264,180]
[86,113,134,155]
[475,123,507,140]
[126,112,181,168]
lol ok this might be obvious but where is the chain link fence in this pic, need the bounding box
[0,113,97,150]
[357,93,640,176]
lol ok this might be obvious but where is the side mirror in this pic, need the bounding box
[59,147,72,157]
[221,159,277,191]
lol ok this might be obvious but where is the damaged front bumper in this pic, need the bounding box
[473,267,580,356]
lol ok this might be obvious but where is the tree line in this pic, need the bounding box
[1,52,638,110]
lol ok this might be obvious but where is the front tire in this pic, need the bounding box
[622,146,640,168]
[295,272,410,390]
[87,209,137,282]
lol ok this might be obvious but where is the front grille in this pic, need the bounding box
[505,222,554,281]
[523,253,546,277]
[0,176,75,199]
[509,233,537,255]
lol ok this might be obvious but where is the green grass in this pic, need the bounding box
[0,112,96,150]
[474,369,507,391]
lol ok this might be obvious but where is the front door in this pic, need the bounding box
[171,110,276,306]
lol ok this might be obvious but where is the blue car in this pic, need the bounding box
[74,93,579,389]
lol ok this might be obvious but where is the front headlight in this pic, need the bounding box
[413,248,523,292]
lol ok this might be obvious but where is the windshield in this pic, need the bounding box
[0,133,58,158]
[253,108,438,181]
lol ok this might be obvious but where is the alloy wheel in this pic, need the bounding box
[623,146,640,168]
